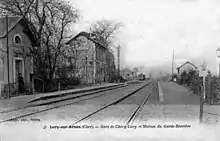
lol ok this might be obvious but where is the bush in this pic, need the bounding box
[43,78,69,92]
[178,69,202,94]
[67,77,80,85]
[109,75,118,83]
[44,79,57,92]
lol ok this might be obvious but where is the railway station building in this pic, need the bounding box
[65,32,116,84]
[0,16,36,98]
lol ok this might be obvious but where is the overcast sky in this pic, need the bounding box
[70,0,220,76]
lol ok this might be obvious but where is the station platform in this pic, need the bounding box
[0,83,124,111]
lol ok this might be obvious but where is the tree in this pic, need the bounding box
[0,0,79,80]
[89,20,122,48]
[63,38,89,78]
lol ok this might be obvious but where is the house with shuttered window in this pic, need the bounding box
[65,31,115,84]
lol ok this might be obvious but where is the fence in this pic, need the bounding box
[177,74,220,104]
[205,76,220,104]
[34,77,81,93]
[187,76,220,104]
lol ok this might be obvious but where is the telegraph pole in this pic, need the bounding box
[6,15,11,99]
[85,56,88,85]
[172,49,174,81]
[117,45,120,83]
[199,66,207,124]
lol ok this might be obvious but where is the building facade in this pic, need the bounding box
[106,50,116,82]
[65,32,115,84]
[176,61,198,75]
[0,16,36,97]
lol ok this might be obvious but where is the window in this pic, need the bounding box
[0,42,2,50]
[0,57,4,81]
[89,61,93,65]
[13,34,22,45]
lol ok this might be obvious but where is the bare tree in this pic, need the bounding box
[89,20,122,48]
[0,0,79,80]
[62,39,88,78]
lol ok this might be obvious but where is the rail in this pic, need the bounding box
[0,83,128,123]
[72,81,152,125]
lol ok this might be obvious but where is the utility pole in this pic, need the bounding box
[6,15,10,99]
[219,59,220,77]
[199,75,205,123]
[172,49,174,81]
[199,67,207,124]
[199,85,204,123]
[85,56,88,85]
[117,45,120,83]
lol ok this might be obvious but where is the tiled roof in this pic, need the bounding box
[0,16,38,46]
[0,16,22,38]
[66,31,107,49]
[177,61,198,69]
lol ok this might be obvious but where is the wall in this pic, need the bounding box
[67,36,96,84]
[66,35,110,84]
[0,22,33,97]
[106,51,115,82]
[95,44,107,83]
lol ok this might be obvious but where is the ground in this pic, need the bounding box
[1,80,220,141]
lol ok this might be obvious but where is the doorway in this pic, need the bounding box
[13,57,24,83]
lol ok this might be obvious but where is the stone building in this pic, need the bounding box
[176,61,198,75]
[0,16,36,97]
[65,32,115,84]
[106,50,116,82]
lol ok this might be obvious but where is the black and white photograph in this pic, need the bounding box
[0,0,220,140]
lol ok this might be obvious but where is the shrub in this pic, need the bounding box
[67,77,80,85]
[109,75,118,83]
[178,69,202,94]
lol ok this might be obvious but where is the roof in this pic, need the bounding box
[0,16,37,46]
[66,31,107,49]
[0,16,22,38]
[177,61,198,70]
[121,68,133,73]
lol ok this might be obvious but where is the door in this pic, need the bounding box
[13,58,24,83]
[0,56,4,96]
[15,60,22,80]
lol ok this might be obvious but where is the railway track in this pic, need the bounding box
[72,81,153,125]
[0,82,148,124]
[0,84,126,114]
[126,87,152,125]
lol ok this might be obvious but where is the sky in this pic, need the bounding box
[70,0,220,76]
